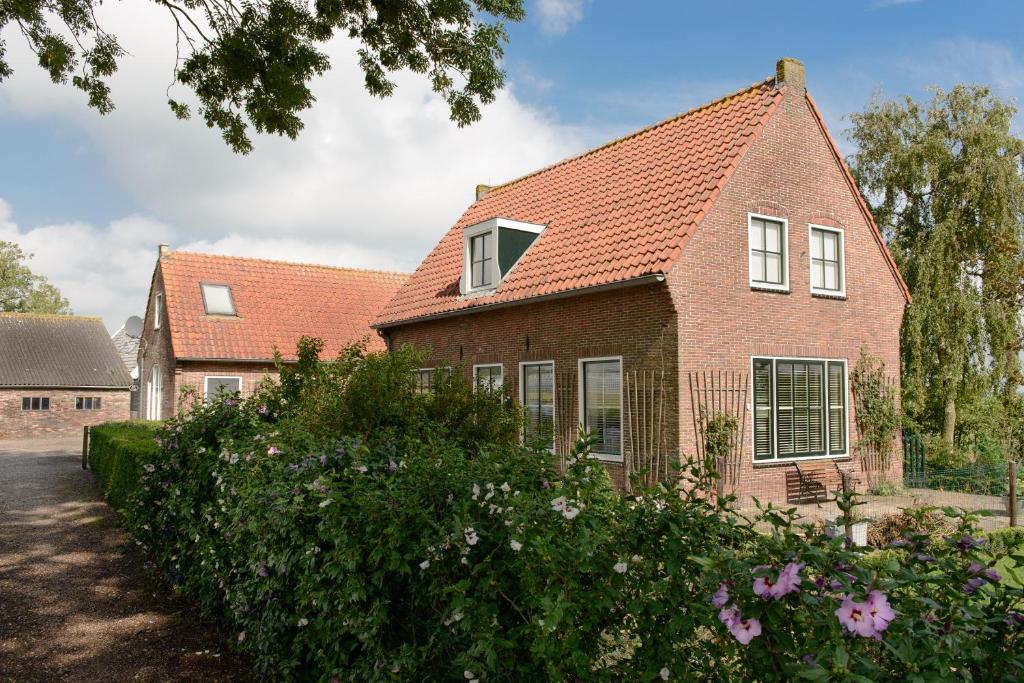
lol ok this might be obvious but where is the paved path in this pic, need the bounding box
[0,438,249,682]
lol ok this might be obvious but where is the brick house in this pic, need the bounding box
[0,314,131,440]
[375,59,910,502]
[138,248,408,420]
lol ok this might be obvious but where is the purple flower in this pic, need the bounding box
[985,569,1002,583]
[288,463,299,471]
[802,654,817,666]
[718,605,740,628]
[1007,611,1024,627]
[968,561,985,575]
[258,404,269,415]
[753,562,804,600]
[267,446,281,456]
[711,583,729,608]
[223,531,233,541]
[729,617,762,645]
[540,478,550,490]
[226,398,235,407]
[963,577,986,595]
[945,534,985,552]
[257,564,268,577]
[911,553,936,563]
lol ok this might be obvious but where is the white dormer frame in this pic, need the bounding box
[461,217,545,296]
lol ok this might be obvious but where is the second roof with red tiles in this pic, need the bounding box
[156,252,408,361]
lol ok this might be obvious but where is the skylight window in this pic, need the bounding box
[461,218,545,295]
[201,283,236,316]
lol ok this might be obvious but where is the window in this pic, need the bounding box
[75,397,102,410]
[21,397,50,411]
[413,367,451,394]
[748,214,788,290]
[474,364,503,392]
[204,376,242,400]
[521,362,554,449]
[753,357,847,461]
[154,293,163,330]
[201,283,236,315]
[809,225,845,295]
[147,364,163,420]
[470,232,493,289]
[579,358,622,460]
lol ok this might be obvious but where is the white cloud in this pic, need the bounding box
[0,2,589,331]
[534,0,586,36]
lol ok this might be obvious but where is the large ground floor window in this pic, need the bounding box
[753,357,847,461]
[579,357,622,460]
[520,362,554,449]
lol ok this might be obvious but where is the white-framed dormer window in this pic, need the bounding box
[461,218,545,296]
[748,213,789,292]
[809,225,846,297]
[578,356,623,462]
[154,292,163,330]
[204,376,242,401]
[201,283,237,316]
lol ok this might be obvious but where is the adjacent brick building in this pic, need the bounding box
[375,59,910,503]
[0,314,131,440]
[138,248,409,419]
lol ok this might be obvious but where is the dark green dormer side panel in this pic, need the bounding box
[498,227,541,276]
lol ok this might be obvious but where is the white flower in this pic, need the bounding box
[238,631,246,643]
[419,560,430,570]
[660,667,670,680]
[465,528,480,545]
[472,483,481,500]
[464,671,474,680]
[614,561,628,574]
[550,496,567,512]
[510,539,523,552]
[488,504,498,515]
[484,489,495,501]
[631,554,642,563]
[500,482,511,493]
[354,464,368,473]
[143,464,155,473]
[318,499,331,508]
[297,618,308,627]
[563,506,580,520]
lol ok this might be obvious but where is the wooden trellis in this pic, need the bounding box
[687,370,749,494]
[554,370,577,468]
[623,369,669,490]
[853,373,900,487]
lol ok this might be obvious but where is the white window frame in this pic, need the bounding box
[461,218,545,296]
[519,360,556,452]
[154,292,163,330]
[749,355,849,464]
[747,212,790,292]
[473,363,504,392]
[577,356,624,462]
[808,224,847,297]
[148,364,163,420]
[413,367,451,394]
[200,282,237,316]
[204,375,244,400]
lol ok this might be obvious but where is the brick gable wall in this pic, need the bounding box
[0,388,130,439]
[139,265,178,420]
[667,87,906,502]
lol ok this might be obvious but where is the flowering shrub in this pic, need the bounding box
[120,340,1024,681]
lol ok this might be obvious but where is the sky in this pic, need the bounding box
[1,0,1022,332]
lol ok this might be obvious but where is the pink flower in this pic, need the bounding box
[751,565,775,599]
[267,446,281,456]
[718,605,740,628]
[866,591,895,632]
[835,590,895,639]
[752,562,804,600]
[729,617,762,645]
[711,583,730,608]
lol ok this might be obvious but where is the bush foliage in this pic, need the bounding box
[111,339,1024,681]
[88,420,161,509]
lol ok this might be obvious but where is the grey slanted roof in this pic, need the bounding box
[110,324,140,373]
[0,314,131,388]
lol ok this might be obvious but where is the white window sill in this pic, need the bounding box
[462,286,498,299]
[753,453,850,467]
[811,289,847,300]
[750,283,790,294]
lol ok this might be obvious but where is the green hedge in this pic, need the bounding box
[89,421,161,510]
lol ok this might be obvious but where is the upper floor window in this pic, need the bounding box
[809,225,845,296]
[75,397,102,410]
[753,357,847,462]
[201,283,236,316]
[22,397,50,411]
[748,214,788,291]
[461,218,545,295]
[154,293,163,330]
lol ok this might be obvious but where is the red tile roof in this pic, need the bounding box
[376,77,785,327]
[156,252,408,361]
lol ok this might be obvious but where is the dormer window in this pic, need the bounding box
[201,283,236,316]
[461,218,545,295]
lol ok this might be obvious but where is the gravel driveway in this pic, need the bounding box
[0,437,249,682]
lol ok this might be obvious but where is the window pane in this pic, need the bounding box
[207,377,241,398]
[823,231,837,261]
[476,366,503,391]
[823,262,839,290]
[765,253,782,284]
[76,397,84,409]
[810,230,823,259]
[753,359,773,460]
[202,284,236,315]
[472,261,484,288]
[22,397,29,410]
[811,260,824,289]
[828,362,846,454]
[583,360,621,457]
[523,364,554,448]
[40,398,49,410]
[750,252,765,282]
[95,397,101,409]
[765,222,781,253]
[749,221,764,250]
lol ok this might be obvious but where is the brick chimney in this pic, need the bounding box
[775,57,805,95]
[475,184,493,201]
[158,244,169,258]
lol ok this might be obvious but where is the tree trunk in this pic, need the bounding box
[942,394,957,445]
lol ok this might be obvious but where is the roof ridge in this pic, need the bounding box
[485,75,778,197]
[165,250,410,278]
[0,312,101,321]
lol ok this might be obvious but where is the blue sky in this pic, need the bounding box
[0,0,1021,330]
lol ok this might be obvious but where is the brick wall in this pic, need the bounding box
[174,361,279,415]
[666,82,906,503]
[384,283,680,489]
[0,388,131,439]
[139,265,177,421]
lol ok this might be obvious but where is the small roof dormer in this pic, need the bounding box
[460,217,545,296]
